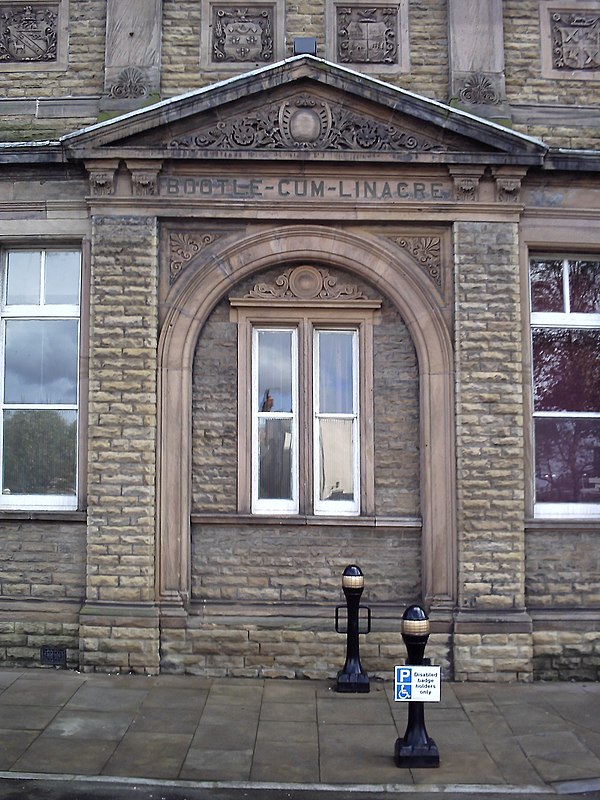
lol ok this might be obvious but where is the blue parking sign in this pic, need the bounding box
[394,664,441,702]
[395,666,412,700]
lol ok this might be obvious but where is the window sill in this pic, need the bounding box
[0,510,86,522]
[526,517,600,531]
[191,513,422,528]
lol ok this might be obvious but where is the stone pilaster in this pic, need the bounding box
[453,220,532,680]
[80,215,159,674]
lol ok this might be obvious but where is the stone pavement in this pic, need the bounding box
[0,670,598,796]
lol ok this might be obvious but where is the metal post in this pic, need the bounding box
[335,564,370,693]
[394,604,440,767]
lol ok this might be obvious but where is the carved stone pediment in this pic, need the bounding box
[169,93,452,154]
[64,56,548,165]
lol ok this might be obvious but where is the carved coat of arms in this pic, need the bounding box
[337,7,397,65]
[0,5,58,62]
[552,12,600,71]
[213,7,273,63]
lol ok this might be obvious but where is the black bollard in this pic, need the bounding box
[394,604,440,767]
[335,564,370,693]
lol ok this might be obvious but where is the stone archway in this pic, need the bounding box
[156,225,456,615]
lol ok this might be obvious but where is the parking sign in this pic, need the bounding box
[394,665,441,702]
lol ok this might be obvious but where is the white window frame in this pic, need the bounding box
[232,299,378,517]
[0,248,81,511]
[313,327,360,516]
[251,326,299,515]
[530,255,600,519]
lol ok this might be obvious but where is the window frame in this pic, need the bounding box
[232,299,379,517]
[529,253,600,519]
[0,247,82,511]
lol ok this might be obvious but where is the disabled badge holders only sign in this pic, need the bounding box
[394,666,441,702]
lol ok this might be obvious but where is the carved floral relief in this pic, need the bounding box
[169,232,222,283]
[170,95,448,153]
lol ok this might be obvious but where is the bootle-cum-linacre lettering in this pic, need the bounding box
[158,176,450,200]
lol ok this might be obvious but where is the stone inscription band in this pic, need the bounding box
[158,176,450,201]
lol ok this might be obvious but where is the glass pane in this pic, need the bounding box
[258,417,293,500]
[318,331,354,413]
[4,319,78,404]
[45,252,80,305]
[3,409,77,495]
[535,417,600,503]
[6,251,41,305]
[257,330,293,413]
[533,328,600,412]
[530,259,564,313]
[569,259,600,313]
[318,418,354,502]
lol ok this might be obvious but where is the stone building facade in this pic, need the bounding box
[0,0,598,682]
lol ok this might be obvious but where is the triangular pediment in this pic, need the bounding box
[62,56,547,164]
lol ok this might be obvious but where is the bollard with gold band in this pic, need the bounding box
[394,604,440,767]
[335,564,371,693]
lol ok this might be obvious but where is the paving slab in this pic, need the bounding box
[102,731,193,779]
[251,739,319,782]
[0,671,598,794]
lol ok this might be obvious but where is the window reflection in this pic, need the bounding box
[530,259,564,312]
[533,328,600,412]
[535,418,600,503]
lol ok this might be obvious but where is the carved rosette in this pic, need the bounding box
[389,236,442,288]
[169,232,221,283]
[169,95,447,153]
[246,266,365,300]
[458,73,500,105]
[551,12,600,70]
[0,4,58,62]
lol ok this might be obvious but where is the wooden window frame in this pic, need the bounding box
[232,300,379,517]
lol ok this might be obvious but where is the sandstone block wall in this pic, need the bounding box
[160,614,452,680]
[454,221,526,613]
[191,523,421,605]
[0,520,85,600]
[80,215,160,674]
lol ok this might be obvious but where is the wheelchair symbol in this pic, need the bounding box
[397,683,412,700]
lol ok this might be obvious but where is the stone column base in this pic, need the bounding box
[79,603,160,674]
[453,609,533,682]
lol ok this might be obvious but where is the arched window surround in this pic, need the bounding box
[157,225,457,612]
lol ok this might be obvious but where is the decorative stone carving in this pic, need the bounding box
[170,95,447,153]
[389,237,442,288]
[109,67,150,100]
[246,266,366,300]
[336,5,398,64]
[457,73,500,105]
[0,4,58,62]
[495,177,521,203]
[454,177,479,202]
[212,5,274,63]
[131,171,158,197]
[88,170,116,197]
[169,232,221,283]
[551,11,600,70]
